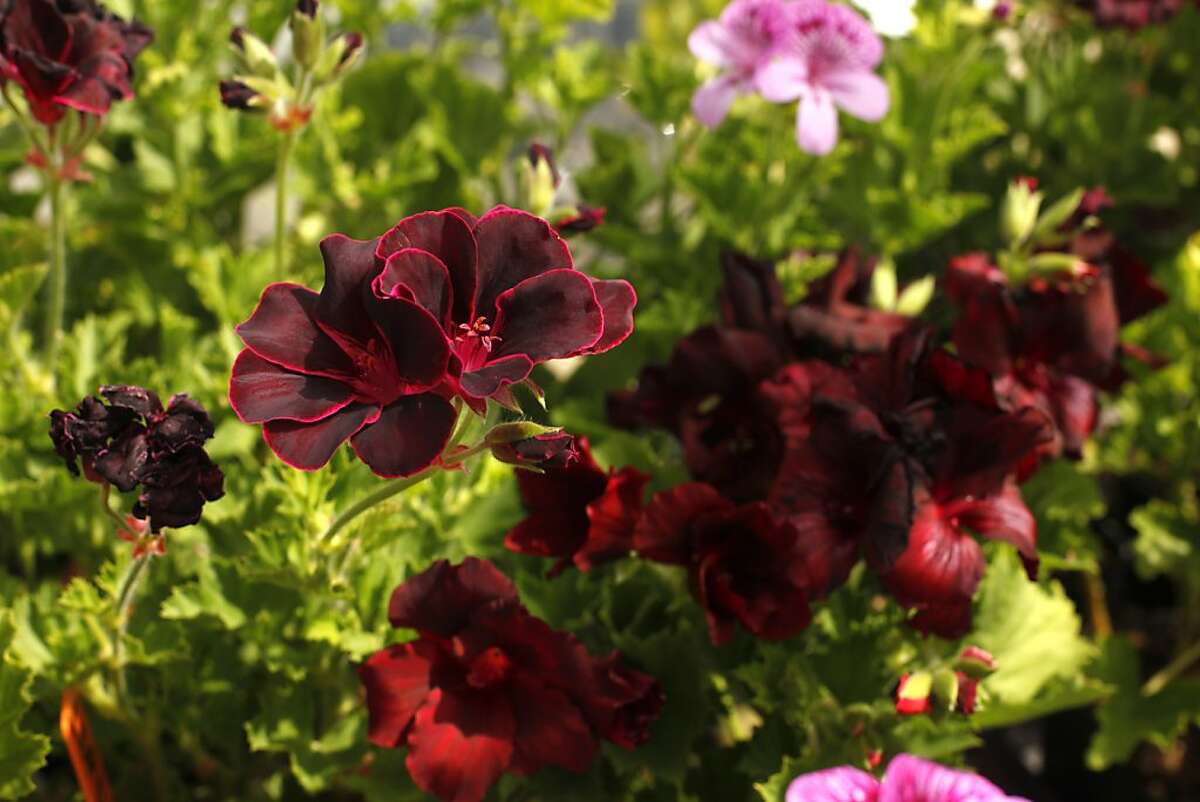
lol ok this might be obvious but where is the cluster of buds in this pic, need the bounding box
[219,0,362,131]
[895,646,997,718]
[520,143,607,236]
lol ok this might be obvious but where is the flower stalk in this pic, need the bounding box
[44,165,68,370]
[274,130,296,275]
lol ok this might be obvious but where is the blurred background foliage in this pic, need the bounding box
[1,0,1199,800]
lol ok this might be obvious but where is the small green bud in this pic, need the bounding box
[231,27,279,78]
[1001,178,1043,246]
[869,258,898,311]
[290,0,325,70]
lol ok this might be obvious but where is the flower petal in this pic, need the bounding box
[825,68,889,122]
[388,557,518,635]
[236,283,357,378]
[376,247,454,328]
[359,641,437,748]
[576,467,650,571]
[349,393,457,478]
[473,207,573,321]
[691,75,742,128]
[797,89,839,155]
[405,687,515,802]
[316,234,382,344]
[362,293,451,388]
[634,483,731,565]
[584,279,638,355]
[688,20,734,66]
[883,498,985,607]
[491,269,603,363]
[879,754,1015,802]
[957,483,1038,579]
[262,402,377,471]
[378,210,478,325]
[756,57,809,103]
[507,676,596,775]
[229,350,355,424]
[786,767,880,802]
[460,355,535,399]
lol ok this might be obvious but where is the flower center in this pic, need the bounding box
[453,317,502,372]
[466,646,512,688]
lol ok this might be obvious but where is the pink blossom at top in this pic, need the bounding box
[687,0,794,127]
[756,1,890,155]
[786,754,1031,802]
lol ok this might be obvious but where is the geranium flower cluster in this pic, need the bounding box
[503,188,1166,643]
[229,206,635,477]
[689,0,890,154]
[359,558,663,802]
[1080,0,1199,28]
[49,386,224,532]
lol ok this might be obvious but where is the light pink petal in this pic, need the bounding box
[797,90,839,155]
[755,57,810,103]
[688,20,734,67]
[786,766,880,802]
[692,76,742,128]
[825,69,890,122]
[879,755,1019,802]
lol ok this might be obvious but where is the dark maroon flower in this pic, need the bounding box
[553,205,607,236]
[505,437,649,574]
[358,558,662,802]
[634,483,812,645]
[230,208,634,477]
[1082,0,1188,28]
[48,386,223,532]
[489,431,579,470]
[789,247,912,357]
[295,0,318,18]
[218,79,260,110]
[337,31,363,66]
[0,0,152,125]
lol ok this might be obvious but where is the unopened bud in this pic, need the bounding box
[490,430,578,471]
[231,28,278,77]
[954,646,997,679]
[895,672,932,715]
[1001,177,1043,246]
[290,0,325,70]
[521,143,559,218]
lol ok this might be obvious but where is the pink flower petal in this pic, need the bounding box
[786,766,880,802]
[825,69,890,122]
[879,755,1015,802]
[755,57,810,103]
[796,89,839,155]
[692,75,743,128]
[688,19,735,67]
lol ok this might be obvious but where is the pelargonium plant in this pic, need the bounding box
[0,0,152,365]
[689,0,890,154]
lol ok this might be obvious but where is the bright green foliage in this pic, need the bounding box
[0,613,51,800]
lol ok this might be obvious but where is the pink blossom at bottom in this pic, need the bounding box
[786,754,1031,802]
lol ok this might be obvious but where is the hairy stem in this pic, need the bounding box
[113,553,151,700]
[273,130,296,276]
[1143,638,1200,696]
[43,164,67,369]
[320,469,436,545]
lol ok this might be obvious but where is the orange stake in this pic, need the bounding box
[60,688,114,802]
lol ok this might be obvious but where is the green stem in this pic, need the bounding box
[273,131,296,276]
[113,553,151,700]
[320,469,437,545]
[43,163,67,369]
[1143,638,1200,696]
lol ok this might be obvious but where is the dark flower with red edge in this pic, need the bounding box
[230,207,636,477]
[0,0,152,126]
[358,558,663,802]
[1081,0,1190,28]
[553,204,607,236]
[635,483,812,645]
[48,386,224,532]
[490,430,579,470]
[789,247,912,357]
[505,437,649,574]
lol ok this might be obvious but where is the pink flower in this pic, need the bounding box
[786,754,1030,802]
[688,0,794,127]
[756,1,889,154]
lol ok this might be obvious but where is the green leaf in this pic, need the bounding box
[0,263,48,320]
[1129,500,1194,580]
[972,549,1094,707]
[1087,636,1200,770]
[0,612,51,800]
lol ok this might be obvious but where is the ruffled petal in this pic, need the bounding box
[584,279,638,355]
[262,402,377,471]
[316,234,382,344]
[473,207,573,321]
[358,641,438,748]
[460,355,535,399]
[362,293,451,389]
[825,68,890,122]
[236,283,357,378]
[229,350,355,424]
[691,75,742,128]
[491,269,603,363]
[376,247,454,328]
[688,19,734,66]
[956,483,1038,579]
[378,210,477,325]
[883,499,985,607]
[880,754,1015,802]
[797,89,839,156]
[349,393,457,478]
[756,57,810,103]
[388,558,518,635]
[786,766,880,802]
[405,688,515,802]
[634,483,730,565]
[507,676,596,775]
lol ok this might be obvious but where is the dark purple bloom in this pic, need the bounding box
[359,559,663,802]
[0,0,152,125]
[505,437,649,574]
[218,79,260,110]
[48,386,223,532]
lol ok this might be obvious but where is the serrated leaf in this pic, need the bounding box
[0,612,51,799]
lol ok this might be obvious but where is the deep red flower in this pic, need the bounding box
[490,430,579,470]
[1082,0,1190,28]
[49,386,224,532]
[0,0,152,125]
[635,483,812,645]
[230,207,635,476]
[358,559,663,802]
[505,437,649,574]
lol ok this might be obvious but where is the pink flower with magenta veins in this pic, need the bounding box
[786,754,1030,802]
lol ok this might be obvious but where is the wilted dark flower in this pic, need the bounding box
[505,437,649,574]
[48,386,223,532]
[0,0,152,125]
[230,208,636,477]
[358,558,663,802]
[635,482,812,645]
[218,79,260,110]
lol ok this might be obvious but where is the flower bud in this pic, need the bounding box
[931,668,960,713]
[487,426,579,470]
[553,204,606,236]
[290,0,325,70]
[219,80,263,111]
[955,673,980,715]
[312,31,363,83]
[895,672,932,715]
[954,645,997,679]
[521,143,559,217]
[1001,177,1043,246]
[230,27,278,77]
